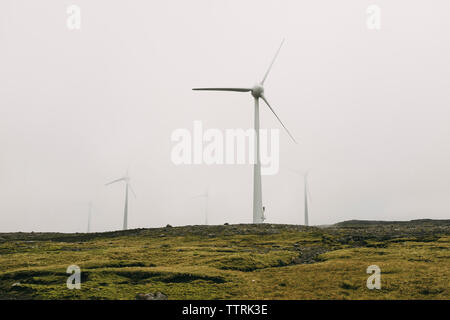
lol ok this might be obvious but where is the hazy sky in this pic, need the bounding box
[1,0,449,232]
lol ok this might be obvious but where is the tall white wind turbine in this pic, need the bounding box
[193,40,296,224]
[105,170,136,230]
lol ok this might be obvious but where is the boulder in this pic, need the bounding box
[136,292,168,300]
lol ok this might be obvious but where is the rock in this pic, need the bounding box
[136,292,168,300]
[291,257,303,264]
[10,282,30,292]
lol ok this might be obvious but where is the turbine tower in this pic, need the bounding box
[288,168,311,226]
[193,40,296,224]
[192,187,209,225]
[87,202,92,233]
[105,170,136,230]
[304,172,310,226]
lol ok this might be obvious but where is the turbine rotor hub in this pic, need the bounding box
[251,84,264,98]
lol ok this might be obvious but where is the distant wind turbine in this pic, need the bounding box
[105,170,136,230]
[193,40,296,224]
[87,202,93,233]
[192,187,209,225]
[304,172,311,226]
[288,169,311,226]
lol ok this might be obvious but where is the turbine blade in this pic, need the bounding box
[261,39,285,85]
[128,183,137,198]
[261,95,297,144]
[192,88,251,92]
[105,178,125,186]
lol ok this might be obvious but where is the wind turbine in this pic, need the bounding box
[304,172,311,226]
[288,168,311,226]
[192,187,209,225]
[105,170,136,230]
[87,202,93,233]
[193,40,296,224]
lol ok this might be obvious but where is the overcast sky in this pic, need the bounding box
[1,0,449,232]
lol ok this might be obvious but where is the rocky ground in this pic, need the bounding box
[0,219,449,299]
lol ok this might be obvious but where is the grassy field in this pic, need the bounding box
[0,220,449,300]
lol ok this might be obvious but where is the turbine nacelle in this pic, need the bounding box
[251,84,264,98]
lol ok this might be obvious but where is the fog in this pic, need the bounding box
[1,0,449,232]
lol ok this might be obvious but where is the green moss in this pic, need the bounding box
[0,223,449,300]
